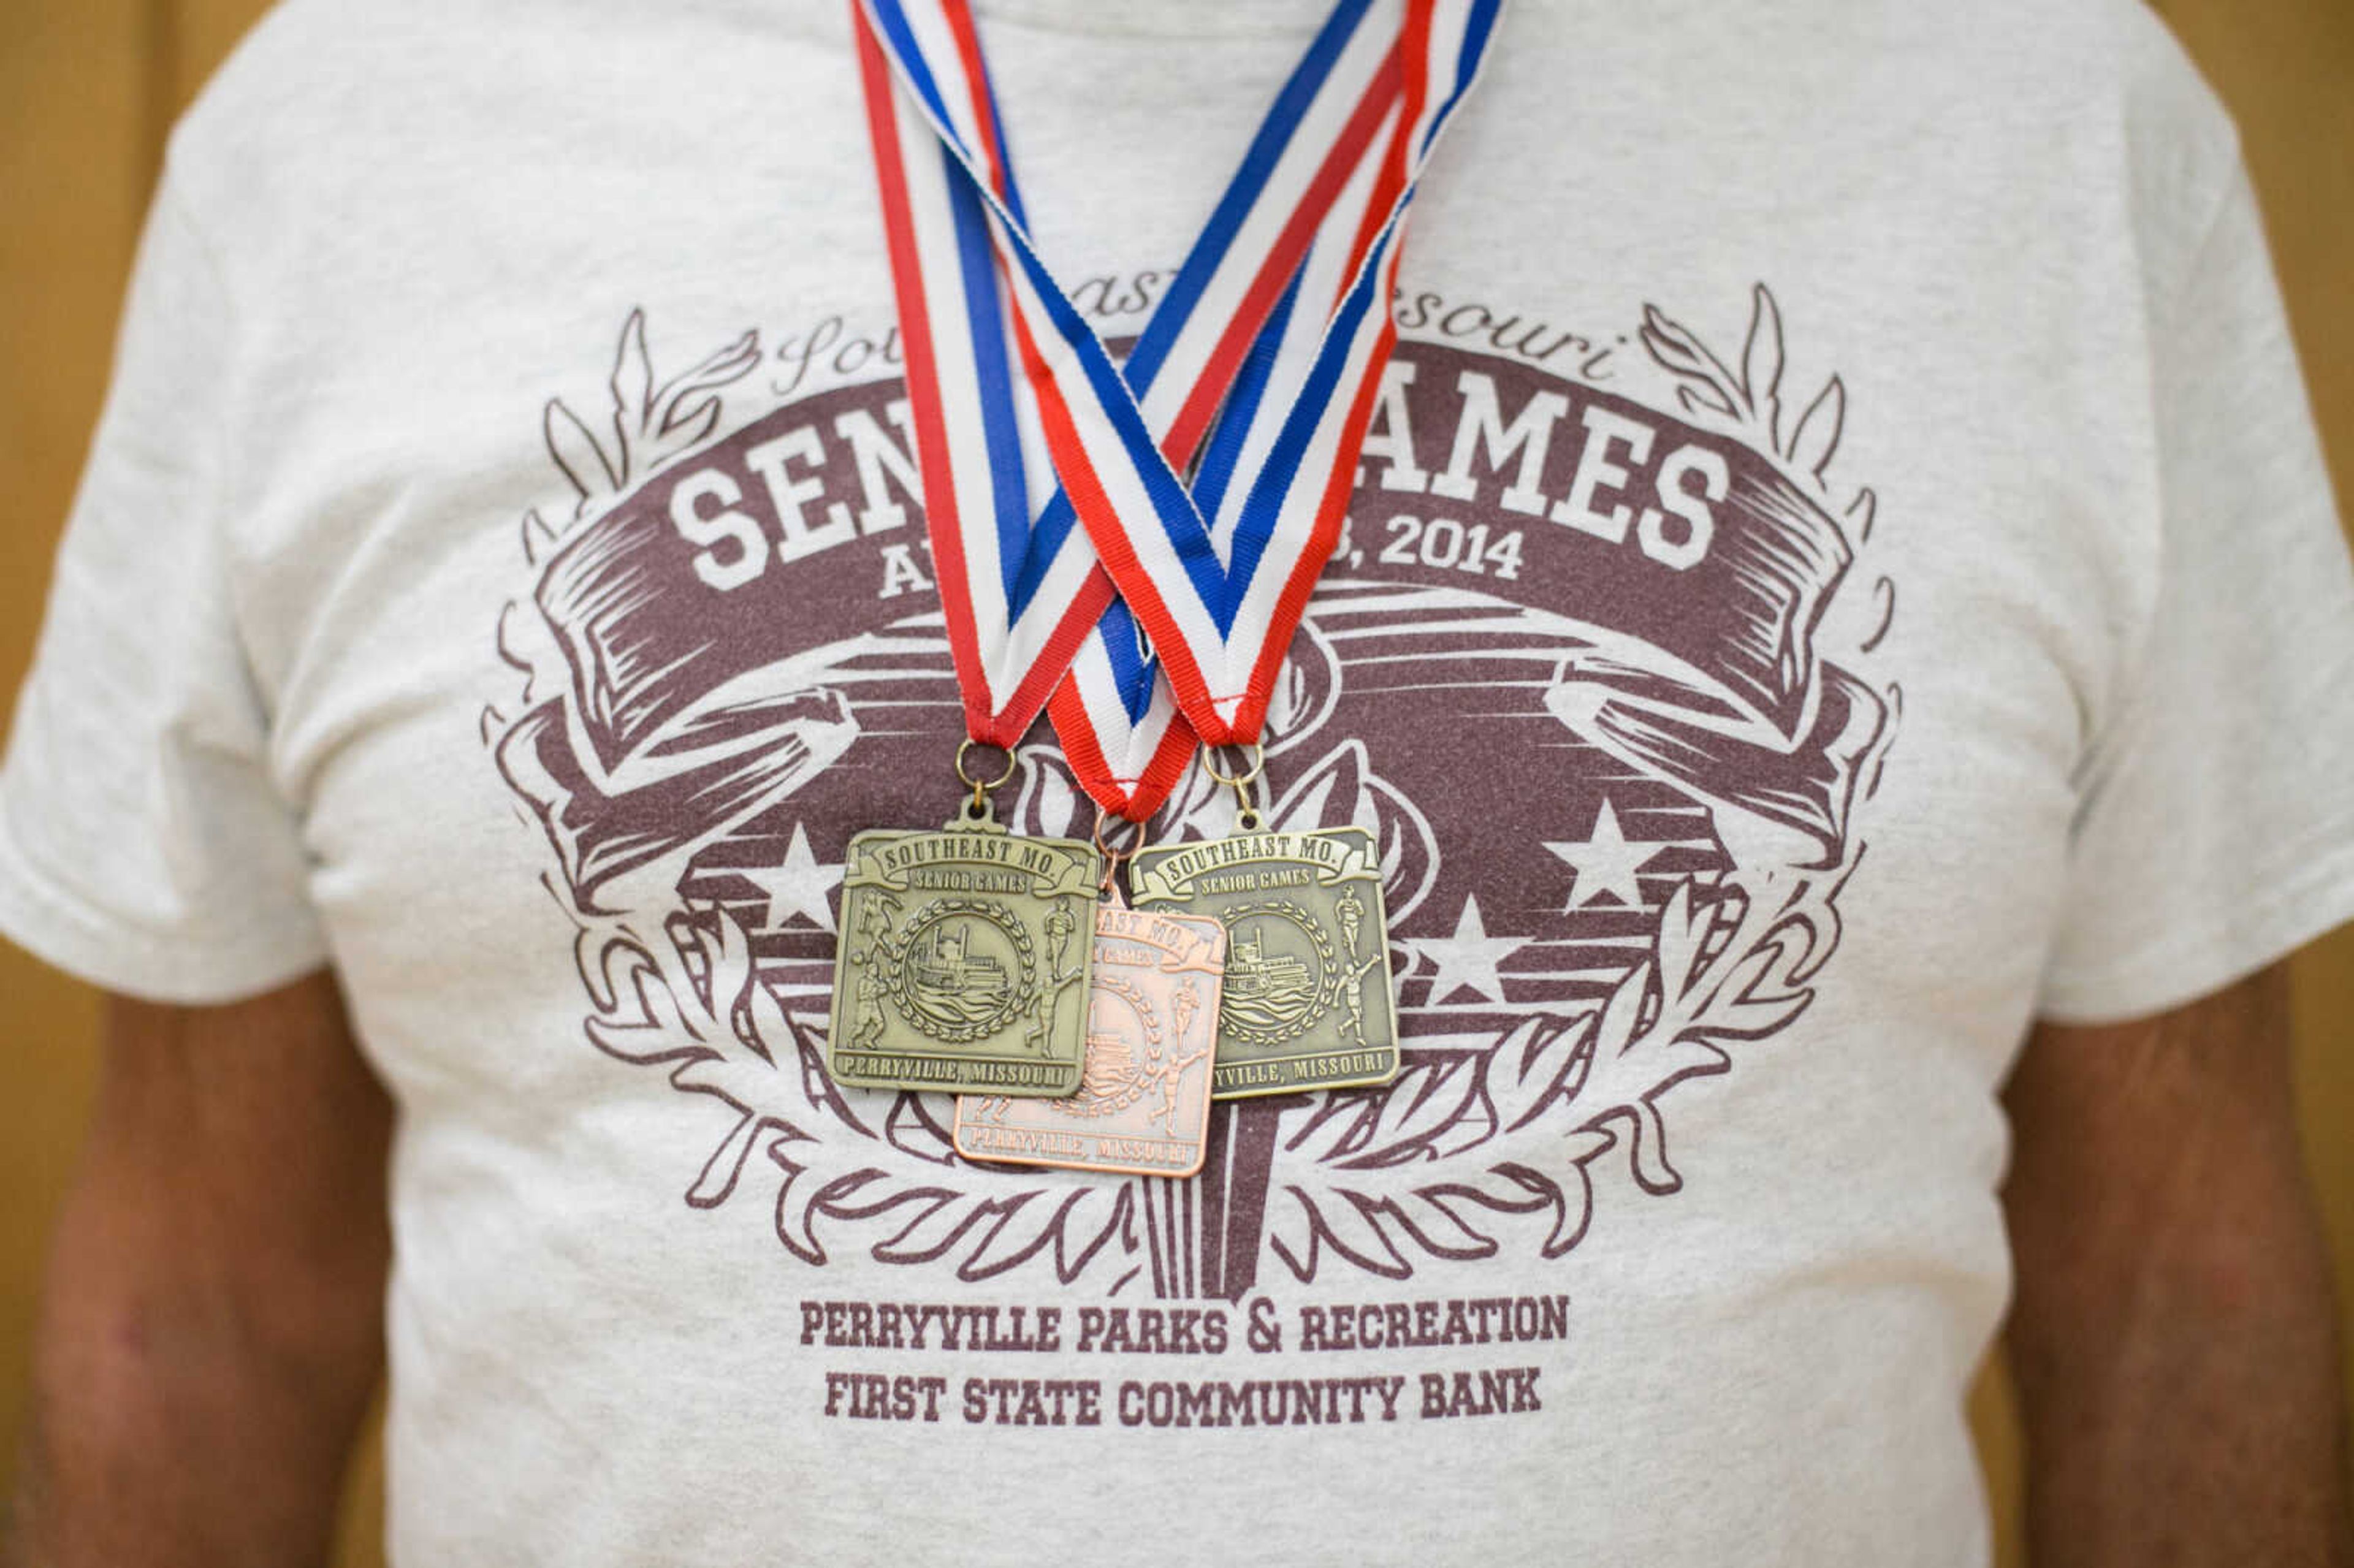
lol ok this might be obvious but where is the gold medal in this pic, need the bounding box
[1129,749,1400,1098]
[953,901,1227,1178]
[826,745,1099,1097]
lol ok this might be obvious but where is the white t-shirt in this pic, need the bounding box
[7,1,2353,1563]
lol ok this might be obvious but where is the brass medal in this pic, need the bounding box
[827,806,1100,1097]
[954,904,1227,1178]
[1128,826,1400,1098]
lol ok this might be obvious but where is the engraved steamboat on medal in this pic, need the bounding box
[1217,908,1339,1043]
[887,900,1031,1043]
[1070,984,1158,1118]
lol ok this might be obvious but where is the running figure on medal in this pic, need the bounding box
[1027,901,1080,1055]
[1149,981,1213,1134]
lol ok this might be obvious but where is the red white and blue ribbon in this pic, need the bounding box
[854,0,1500,815]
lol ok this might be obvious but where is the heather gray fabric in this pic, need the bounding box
[4,1,2352,1563]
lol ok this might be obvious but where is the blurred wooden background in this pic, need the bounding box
[0,3,2347,1563]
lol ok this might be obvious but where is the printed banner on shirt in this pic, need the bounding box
[500,333,1865,910]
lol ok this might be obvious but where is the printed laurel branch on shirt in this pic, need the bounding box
[500,312,768,728]
[527,306,763,546]
[1642,282,1887,573]
[574,901,1138,1281]
[1257,869,1842,1284]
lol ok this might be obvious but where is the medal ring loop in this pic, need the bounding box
[954,739,1018,812]
[1203,742,1267,831]
[1092,812,1146,894]
[1200,742,1264,790]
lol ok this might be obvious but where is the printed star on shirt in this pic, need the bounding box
[1544,797,1667,912]
[743,824,843,933]
[1408,894,1526,1007]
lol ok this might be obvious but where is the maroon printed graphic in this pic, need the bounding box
[490,286,1896,1299]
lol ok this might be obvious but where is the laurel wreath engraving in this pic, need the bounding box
[875,897,1037,1045]
[1216,897,1344,1047]
[497,289,1896,1296]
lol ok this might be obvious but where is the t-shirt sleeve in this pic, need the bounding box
[0,177,330,1003]
[2036,158,2354,1024]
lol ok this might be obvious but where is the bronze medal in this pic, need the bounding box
[953,903,1227,1178]
[1128,826,1400,1098]
[827,801,1100,1098]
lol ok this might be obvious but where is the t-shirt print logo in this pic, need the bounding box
[488,285,1898,1300]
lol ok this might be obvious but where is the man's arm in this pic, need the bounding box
[6,972,392,1568]
[2003,962,2354,1566]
